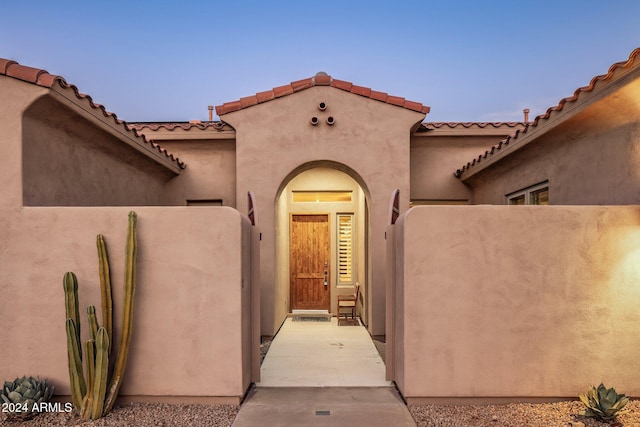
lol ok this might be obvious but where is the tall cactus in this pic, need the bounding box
[62,211,137,420]
[97,235,113,355]
[103,211,137,413]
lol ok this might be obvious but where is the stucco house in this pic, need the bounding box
[1,47,639,404]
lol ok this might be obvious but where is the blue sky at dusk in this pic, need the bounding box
[1,1,639,122]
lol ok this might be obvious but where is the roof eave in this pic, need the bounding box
[215,74,431,117]
[49,83,184,174]
[414,122,526,137]
[130,123,237,141]
[456,48,640,181]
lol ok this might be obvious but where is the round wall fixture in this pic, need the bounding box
[310,116,319,125]
[326,116,335,125]
[318,102,327,111]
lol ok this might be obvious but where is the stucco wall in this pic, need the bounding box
[21,96,175,207]
[158,139,237,207]
[410,134,507,202]
[223,86,424,335]
[393,206,640,400]
[0,77,47,209]
[0,206,253,401]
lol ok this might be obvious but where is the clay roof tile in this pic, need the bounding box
[240,95,259,109]
[290,78,313,92]
[0,58,18,74]
[369,90,388,102]
[221,100,242,114]
[403,100,429,113]
[256,90,275,103]
[273,84,294,98]
[313,74,331,85]
[215,74,430,116]
[385,95,405,107]
[127,122,228,131]
[350,84,371,97]
[330,79,352,91]
[0,57,185,170]
[6,64,46,84]
[0,59,64,88]
[454,47,640,178]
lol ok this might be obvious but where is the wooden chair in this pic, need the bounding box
[337,283,360,323]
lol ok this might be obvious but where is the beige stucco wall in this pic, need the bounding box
[223,86,424,336]
[21,94,176,207]
[0,77,48,209]
[410,133,513,202]
[0,206,253,401]
[393,205,640,400]
[158,139,237,206]
[466,77,640,205]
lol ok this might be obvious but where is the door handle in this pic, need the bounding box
[324,264,328,286]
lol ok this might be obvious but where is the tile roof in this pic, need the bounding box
[426,122,523,129]
[127,121,228,131]
[454,47,640,178]
[215,73,431,116]
[0,58,185,170]
[418,122,524,131]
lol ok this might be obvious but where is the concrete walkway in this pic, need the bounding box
[232,317,416,426]
[232,386,416,427]
[258,317,390,387]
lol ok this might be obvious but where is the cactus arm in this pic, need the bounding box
[103,211,137,414]
[65,319,86,410]
[63,272,82,361]
[80,394,91,419]
[91,328,109,420]
[84,340,95,398]
[97,235,113,355]
[80,342,93,420]
[87,306,99,343]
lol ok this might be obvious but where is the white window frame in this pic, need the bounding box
[506,181,549,205]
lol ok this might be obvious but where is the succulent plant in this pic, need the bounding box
[579,383,629,422]
[63,211,137,420]
[0,376,54,420]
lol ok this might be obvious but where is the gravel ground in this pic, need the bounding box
[0,403,239,427]
[409,400,640,427]
[260,337,272,365]
[3,399,639,427]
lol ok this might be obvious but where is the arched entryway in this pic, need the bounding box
[260,161,388,387]
[274,161,371,324]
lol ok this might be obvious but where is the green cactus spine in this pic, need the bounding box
[62,211,137,420]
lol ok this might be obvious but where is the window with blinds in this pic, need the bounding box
[337,214,354,285]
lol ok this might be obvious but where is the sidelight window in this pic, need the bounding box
[337,214,354,285]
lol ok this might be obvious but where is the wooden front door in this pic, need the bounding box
[290,214,330,311]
